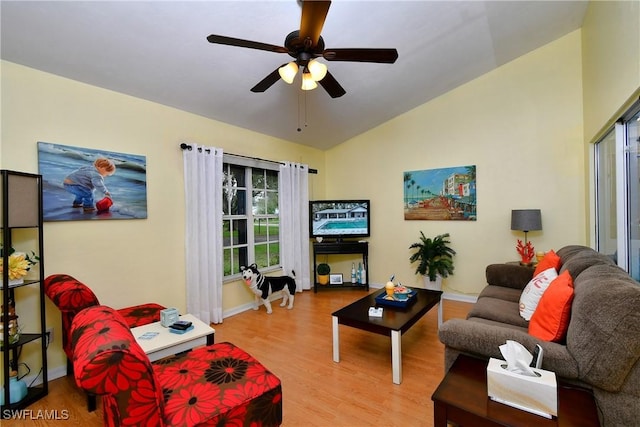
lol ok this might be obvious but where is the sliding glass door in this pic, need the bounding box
[594,101,640,281]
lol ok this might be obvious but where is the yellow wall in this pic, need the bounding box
[1,61,324,373]
[582,0,640,143]
[325,31,585,296]
[581,0,640,246]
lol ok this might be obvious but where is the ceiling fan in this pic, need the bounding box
[206,0,398,98]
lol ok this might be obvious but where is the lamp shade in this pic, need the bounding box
[278,62,298,84]
[511,209,542,232]
[307,59,327,81]
[301,71,318,90]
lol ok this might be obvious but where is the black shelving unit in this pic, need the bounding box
[313,241,368,292]
[1,170,47,412]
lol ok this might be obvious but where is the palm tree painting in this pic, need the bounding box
[403,165,476,220]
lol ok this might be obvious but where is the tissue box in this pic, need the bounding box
[487,357,557,418]
[160,308,179,327]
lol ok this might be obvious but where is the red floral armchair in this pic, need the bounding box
[44,274,165,368]
[71,305,283,426]
[44,273,165,410]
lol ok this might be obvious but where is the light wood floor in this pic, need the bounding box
[12,290,471,427]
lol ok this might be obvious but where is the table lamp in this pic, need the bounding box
[511,209,542,265]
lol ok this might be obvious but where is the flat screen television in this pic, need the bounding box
[309,200,370,241]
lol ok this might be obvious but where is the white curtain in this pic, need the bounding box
[183,144,224,324]
[279,162,311,291]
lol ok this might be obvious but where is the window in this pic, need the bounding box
[222,161,280,278]
[594,99,640,280]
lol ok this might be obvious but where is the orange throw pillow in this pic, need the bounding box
[533,250,561,277]
[529,270,574,342]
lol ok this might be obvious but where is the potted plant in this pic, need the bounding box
[409,232,456,290]
[317,263,331,285]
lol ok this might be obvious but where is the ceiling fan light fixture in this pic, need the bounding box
[207,0,397,98]
[278,62,298,84]
[301,71,318,91]
[307,59,328,81]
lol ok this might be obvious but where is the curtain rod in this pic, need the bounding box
[180,143,317,174]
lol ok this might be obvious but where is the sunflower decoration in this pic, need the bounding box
[7,253,30,280]
[0,249,39,281]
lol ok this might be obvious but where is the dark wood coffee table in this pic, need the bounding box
[431,354,600,427]
[331,287,442,384]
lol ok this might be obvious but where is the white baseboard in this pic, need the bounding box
[21,364,67,387]
[224,302,257,318]
[222,287,479,320]
[442,292,478,304]
[222,291,288,318]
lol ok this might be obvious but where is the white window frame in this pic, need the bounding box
[222,154,281,281]
[614,121,628,272]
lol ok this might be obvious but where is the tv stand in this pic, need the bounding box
[313,241,368,293]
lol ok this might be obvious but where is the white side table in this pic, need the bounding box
[132,314,215,362]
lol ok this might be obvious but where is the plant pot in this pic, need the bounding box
[423,275,443,291]
[0,371,27,405]
[318,275,329,285]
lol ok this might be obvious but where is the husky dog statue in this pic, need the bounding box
[240,264,296,314]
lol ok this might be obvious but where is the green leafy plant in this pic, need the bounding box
[317,263,331,275]
[0,247,39,267]
[409,232,456,281]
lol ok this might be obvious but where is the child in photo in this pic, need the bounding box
[63,158,115,212]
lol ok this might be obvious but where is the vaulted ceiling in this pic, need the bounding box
[1,1,588,150]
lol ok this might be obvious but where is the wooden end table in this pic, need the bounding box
[431,354,600,427]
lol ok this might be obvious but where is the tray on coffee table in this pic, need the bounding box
[375,289,417,308]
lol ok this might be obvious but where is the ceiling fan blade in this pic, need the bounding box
[250,66,285,93]
[207,34,289,54]
[323,48,399,63]
[318,71,346,98]
[299,1,331,48]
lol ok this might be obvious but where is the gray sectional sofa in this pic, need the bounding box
[438,245,640,426]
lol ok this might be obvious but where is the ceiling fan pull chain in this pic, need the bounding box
[297,91,302,132]
[297,89,309,132]
[304,89,309,129]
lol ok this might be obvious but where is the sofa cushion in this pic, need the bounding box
[467,297,529,328]
[519,268,558,321]
[439,318,580,379]
[556,245,598,265]
[533,249,561,276]
[529,270,574,342]
[485,263,534,290]
[477,285,522,303]
[567,264,640,391]
[558,247,615,281]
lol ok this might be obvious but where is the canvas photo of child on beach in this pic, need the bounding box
[38,142,148,221]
